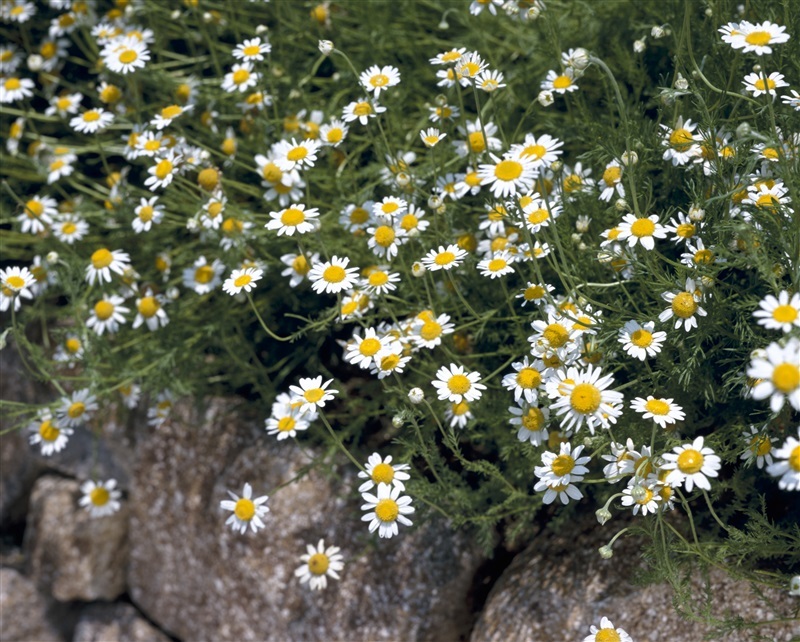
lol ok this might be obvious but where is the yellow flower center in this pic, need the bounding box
[206,202,223,218]
[772,363,799,393]
[630,328,653,347]
[645,399,670,416]
[630,217,656,237]
[50,159,66,172]
[374,225,396,247]
[100,84,122,103]
[326,127,343,143]
[232,69,250,85]
[67,401,86,419]
[155,159,173,179]
[233,274,252,288]
[516,367,541,389]
[304,388,325,403]
[375,498,399,522]
[447,374,471,395]
[527,208,549,225]
[745,31,772,46]
[83,111,101,122]
[243,44,261,57]
[603,166,621,185]
[494,160,523,181]
[521,408,545,430]
[465,171,482,187]
[749,435,772,457]
[161,104,182,119]
[420,321,442,341]
[323,265,346,283]
[434,251,456,266]
[756,193,778,209]
[468,131,486,153]
[91,248,113,269]
[677,448,704,474]
[118,49,138,64]
[452,401,470,416]
[570,383,601,414]
[353,101,372,117]
[487,258,507,272]
[671,292,697,319]
[39,420,60,442]
[292,255,309,274]
[370,73,389,87]
[234,498,255,520]
[521,144,546,159]
[676,222,695,238]
[635,488,654,507]
[277,416,295,432]
[90,487,110,506]
[138,205,154,222]
[281,208,305,226]
[563,174,582,192]
[789,445,800,472]
[694,249,714,264]
[94,300,115,320]
[137,296,159,318]
[543,323,569,348]
[552,75,572,89]
[307,552,329,575]
[670,128,694,151]
[380,354,400,372]
[65,338,81,353]
[773,305,798,324]
[359,338,382,357]
[367,271,388,287]
[286,146,308,162]
[5,275,25,289]
[754,78,776,91]
[551,454,575,477]
[4,78,20,90]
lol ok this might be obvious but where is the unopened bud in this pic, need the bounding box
[630,484,648,502]
[571,48,590,71]
[167,286,180,300]
[537,90,554,107]
[599,545,614,559]
[688,205,705,221]
[675,73,689,91]
[633,38,646,53]
[396,172,411,187]
[596,508,612,525]
[408,387,424,404]
[651,25,665,39]
[789,575,800,596]
[614,198,629,212]
[736,122,751,139]
[45,251,59,264]
[427,194,443,209]
[621,150,638,166]
[318,40,334,55]
[27,55,43,72]
[411,261,426,277]
[256,24,269,35]
[392,415,404,429]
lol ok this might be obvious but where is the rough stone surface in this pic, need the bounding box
[127,398,485,642]
[0,567,62,642]
[72,603,171,642]
[24,475,129,602]
[471,517,800,642]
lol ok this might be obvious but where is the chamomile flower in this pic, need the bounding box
[516,282,555,308]
[739,425,776,469]
[132,196,164,233]
[429,47,467,65]
[742,181,792,213]
[453,118,501,157]
[53,335,84,365]
[28,413,72,456]
[753,291,800,333]
[747,338,800,413]
[360,64,401,97]
[519,194,561,233]
[57,389,98,428]
[80,479,122,518]
[616,213,666,250]
[618,320,666,361]
[478,153,536,198]
[727,21,790,55]
[428,102,460,123]
[150,104,192,130]
[477,250,516,279]
[411,312,454,350]
[52,214,88,244]
[183,256,225,295]
[87,294,129,335]
[342,98,385,125]
[144,150,182,190]
[502,357,547,404]
[85,248,130,285]
[420,127,446,148]
[222,62,259,93]
[661,117,701,166]
[658,278,707,332]
[273,138,320,172]
[265,399,310,441]
[280,251,318,288]
[0,75,34,103]
[540,68,579,94]
[360,483,414,539]
[509,403,550,445]
[469,0,503,16]
[294,540,344,591]
[597,160,625,202]
[528,312,579,360]
[223,267,263,296]
[367,223,406,260]
[432,363,486,404]
[362,266,401,295]
[445,400,473,429]
[372,196,407,220]
[420,244,468,272]
[265,203,319,236]
[549,365,624,434]
[358,453,411,493]
[630,396,685,428]
[533,452,585,505]
[309,255,359,295]
[664,211,700,244]
[289,376,338,414]
[220,483,269,534]
[766,429,800,491]
[509,133,563,171]
[232,37,271,61]
[535,441,591,486]
[70,108,114,134]
[132,290,168,331]
[17,195,57,234]
[742,71,788,97]
[475,69,506,92]
[583,617,633,642]
[662,436,721,492]
[102,36,150,74]
[45,92,81,117]
[370,347,411,379]
[781,89,800,111]
[344,328,397,369]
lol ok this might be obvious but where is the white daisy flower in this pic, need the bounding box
[28,413,72,456]
[343,328,396,369]
[739,425,776,470]
[516,282,555,308]
[280,251,318,288]
[508,133,563,171]
[597,160,625,202]
[618,320,666,360]
[540,68,579,94]
[223,267,263,296]
[661,436,721,492]
[475,69,506,92]
[766,429,800,491]
[420,244,468,272]
[289,376,338,414]
[342,98,386,125]
[132,196,164,233]
[273,137,320,172]
[535,441,591,485]
[143,150,182,190]
[265,398,310,441]
[70,108,114,134]
[232,37,271,61]
[221,62,259,93]
[372,196,407,220]
[727,21,790,55]
[453,118,501,158]
[308,255,359,295]
[445,400,474,429]
[411,312,454,350]
[85,248,130,285]
[630,396,685,428]
[366,223,406,260]
[0,75,34,103]
[742,180,792,213]
[359,64,401,97]
[616,213,667,250]
[742,71,788,97]
[429,47,467,65]
[370,347,411,379]
[79,479,122,518]
[57,389,98,428]
[509,403,550,446]
[660,117,701,166]
[658,278,707,332]
[294,539,344,591]
[477,250,516,279]
[432,363,487,404]
[265,203,320,236]
[150,104,192,130]
[478,153,536,198]
[747,338,800,413]
[533,457,584,506]
[132,290,168,331]
[583,618,633,642]
[528,312,579,361]
[548,365,624,434]
[102,36,150,74]
[753,291,800,333]
[358,453,411,493]
[220,483,269,534]
[87,294,129,335]
[182,256,225,294]
[502,357,547,404]
[620,477,662,516]
[45,91,81,117]
[360,483,414,539]
[420,127,446,148]
[781,89,800,111]
[17,195,57,234]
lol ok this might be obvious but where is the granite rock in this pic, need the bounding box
[72,602,171,642]
[0,567,63,642]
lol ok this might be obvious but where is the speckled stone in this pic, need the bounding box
[72,603,171,642]
[127,398,485,641]
[0,568,62,642]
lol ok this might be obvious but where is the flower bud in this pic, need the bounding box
[45,251,59,264]
[621,150,638,166]
[614,198,629,212]
[752,64,762,73]
[633,38,646,53]
[675,73,689,91]
[599,545,614,559]
[396,172,411,187]
[427,194,443,210]
[705,7,713,17]
[789,575,800,596]
[651,25,665,39]
[27,55,43,72]
[408,387,424,404]
[571,48,590,71]
[411,262,426,277]
[630,484,648,502]
[167,287,180,300]
[736,122,751,139]
[596,508,612,525]
[318,40,334,56]
[170,9,181,19]
[392,415,404,429]
[256,24,269,34]
[537,90,554,107]
[550,159,563,173]
[688,205,705,221]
